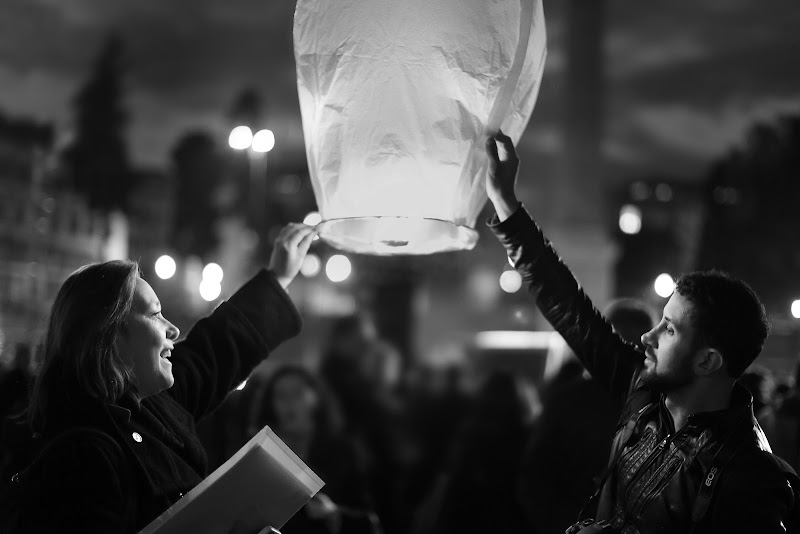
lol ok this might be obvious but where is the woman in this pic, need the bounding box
[8,223,315,533]
[254,365,382,534]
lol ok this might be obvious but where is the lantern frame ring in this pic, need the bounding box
[316,216,478,256]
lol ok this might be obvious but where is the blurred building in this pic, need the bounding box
[0,112,126,363]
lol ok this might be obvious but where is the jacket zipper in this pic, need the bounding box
[633,456,684,517]
[622,433,669,506]
[625,416,693,505]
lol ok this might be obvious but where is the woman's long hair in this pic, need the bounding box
[28,260,140,433]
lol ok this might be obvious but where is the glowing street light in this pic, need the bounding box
[228,126,253,150]
[326,254,351,283]
[301,253,322,277]
[228,126,275,231]
[499,270,522,294]
[654,273,675,298]
[303,211,322,241]
[199,279,222,301]
[229,126,274,153]
[619,204,642,235]
[303,212,322,226]
[251,129,275,153]
[202,262,224,284]
[154,255,176,280]
[791,299,800,319]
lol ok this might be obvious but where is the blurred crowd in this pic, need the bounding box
[3,306,800,534]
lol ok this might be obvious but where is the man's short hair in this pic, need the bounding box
[675,270,769,378]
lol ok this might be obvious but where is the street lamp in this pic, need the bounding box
[228,126,253,150]
[229,126,275,232]
[251,129,275,153]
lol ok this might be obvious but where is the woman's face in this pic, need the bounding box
[116,278,180,398]
[272,373,318,434]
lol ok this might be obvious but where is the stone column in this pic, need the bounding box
[548,0,617,307]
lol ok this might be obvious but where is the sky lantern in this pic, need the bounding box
[294,0,547,255]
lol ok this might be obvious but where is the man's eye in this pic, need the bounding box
[666,327,674,335]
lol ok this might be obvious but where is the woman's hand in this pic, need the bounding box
[485,130,520,222]
[268,223,317,289]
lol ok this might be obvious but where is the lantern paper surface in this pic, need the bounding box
[294,0,546,255]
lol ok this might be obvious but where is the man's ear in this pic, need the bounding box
[695,349,725,376]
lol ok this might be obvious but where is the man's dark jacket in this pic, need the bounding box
[490,206,800,534]
[13,269,302,532]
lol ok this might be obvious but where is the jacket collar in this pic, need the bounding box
[673,382,755,434]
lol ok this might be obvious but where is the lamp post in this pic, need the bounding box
[228,126,275,232]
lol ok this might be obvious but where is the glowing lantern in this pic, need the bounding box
[294,0,547,255]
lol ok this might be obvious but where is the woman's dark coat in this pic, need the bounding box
[16,269,302,533]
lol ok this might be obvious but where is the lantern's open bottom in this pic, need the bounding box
[317,217,479,256]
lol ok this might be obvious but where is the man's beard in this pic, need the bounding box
[639,360,694,392]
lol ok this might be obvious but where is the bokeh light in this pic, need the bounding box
[228,126,253,150]
[301,253,321,277]
[654,273,675,298]
[251,129,275,152]
[199,279,222,301]
[619,204,642,235]
[499,270,523,293]
[202,262,224,283]
[326,254,351,282]
[303,211,322,226]
[154,255,176,280]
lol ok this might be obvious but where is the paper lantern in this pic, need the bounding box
[294,0,547,255]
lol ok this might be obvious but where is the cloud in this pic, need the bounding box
[1,0,799,175]
[0,64,77,126]
[625,97,800,160]
[606,33,709,79]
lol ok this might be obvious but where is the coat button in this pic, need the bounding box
[132,432,143,443]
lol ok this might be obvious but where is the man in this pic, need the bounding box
[485,131,800,533]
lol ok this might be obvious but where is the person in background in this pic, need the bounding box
[254,364,381,534]
[413,371,538,534]
[762,362,800,473]
[402,363,471,526]
[485,131,800,533]
[320,319,406,534]
[737,364,776,417]
[3,223,315,533]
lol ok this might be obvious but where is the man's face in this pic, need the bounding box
[640,292,702,392]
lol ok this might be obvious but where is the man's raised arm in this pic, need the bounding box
[485,131,643,406]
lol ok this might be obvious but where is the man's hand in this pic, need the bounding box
[268,223,317,289]
[486,130,520,222]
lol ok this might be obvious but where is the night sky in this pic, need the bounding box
[1,0,799,181]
